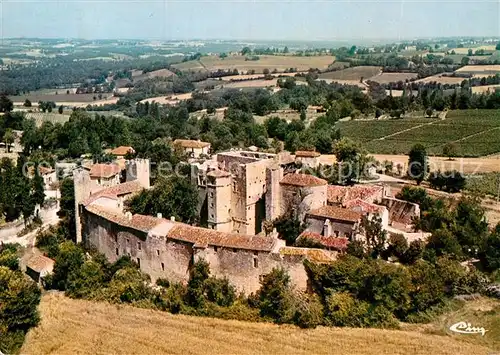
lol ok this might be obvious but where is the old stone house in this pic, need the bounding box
[174,139,211,158]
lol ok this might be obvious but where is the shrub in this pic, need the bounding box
[292,293,324,329]
[66,260,106,299]
[155,282,187,314]
[186,260,210,308]
[401,240,424,264]
[385,233,408,260]
[156,278,170,288]
[204,277,236,307]
[52,241,85,290]
[257,268,295,324]
[324,291,369,327]
[106,267,152,304]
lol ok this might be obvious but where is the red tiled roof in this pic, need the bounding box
[89,164,121,178]
[26,254,55,273]
[298,231,349,251]
[111,146,135,156]
[166,225,275,251]
[327,185,383,204]
[280,173,327,187]
[85,205,165,233]
[295,150,321,158]
[345,198,386,214]
[83,181,144,206]
[307,205,362,223]
[173,139,211,149]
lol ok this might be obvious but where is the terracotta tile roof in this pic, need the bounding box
[345,198,386,215]
[279,247,335,263]
[327,185,383,205]
[26,254,55,273]
[89,163,122,178]
[280,173,327,187]
[207,169,231,178]
[85,205,165,233]
[28,166,54,176]
[298,231,349,251]
[83,181,144,206]
[173,139,211,149]
[307,205,362,223]
[166,225,276,251]
[295,150,321,158]
[111,146,135,156]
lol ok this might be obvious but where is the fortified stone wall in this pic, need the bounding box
[82,207,312,294]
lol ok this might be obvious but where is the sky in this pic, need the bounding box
[1,0,499,41]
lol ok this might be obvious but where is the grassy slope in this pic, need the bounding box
[22,293,497,355]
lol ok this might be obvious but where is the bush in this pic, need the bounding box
[106,267,152,304]
[155,282,187,314]
[52,241,85,290]
[205,277,236,307]
[324,291,370,327]
[257,268,295,324]
[156,278,170,288]
[385,233,408,260]
[66,261,106,299]
[292,293,324,329]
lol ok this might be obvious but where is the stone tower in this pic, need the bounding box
[126,159,150,189]
[73,168,93,243]
[265,163,283,222]
[206,170,232,233]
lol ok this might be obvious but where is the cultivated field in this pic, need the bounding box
[455,65,500,75]
[132,68,176,82]
[25,112,71,127]
[223,79,279,89]
[22,293,497,355]
[173,55,334,74]
[139,92,193,105]
[452,46,497,55]
[10,93,102,104]
[338,110,500,157]
[369,72,418,84]
[471,84,500,94]
[415,75,465,85]
[318,66,382,81]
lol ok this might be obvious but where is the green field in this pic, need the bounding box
[338,110,500,156]
[26,112,71,127]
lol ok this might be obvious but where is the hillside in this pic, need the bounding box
[22,293,497,355]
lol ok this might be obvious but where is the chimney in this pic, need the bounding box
[323,219,332,237]
[170,216,175,222]
[125,211,132,221]
[157,213,162,219]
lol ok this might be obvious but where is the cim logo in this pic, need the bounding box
[449,321,488,336]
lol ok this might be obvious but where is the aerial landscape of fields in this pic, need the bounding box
[1,0,500,353]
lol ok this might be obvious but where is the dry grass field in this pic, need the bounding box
[140,92,193,105]
[452,46,497,55]
[133,68,176,82]
[223,79,279,89]
[369,72,418,84]
[318,66,382,81]
[455,65,500,74]
[471,84,500,94]
[173,55,334,74]
[415,75,465,85]
[22,293,496,355]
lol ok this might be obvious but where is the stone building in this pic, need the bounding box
[191,150,326,236]
[89,163,121,187]
[294,150,321,169]
[174,139,211,158]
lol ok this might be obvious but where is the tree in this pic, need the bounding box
[23,99,32,107]
[481,224,500,271]
[442,143,457,160]
[461,56,470,65]
[3,129,14,153]
[126,174,198,224]
[58,105,64,114]
[0,94,13,113]
[32,164,46,206]
[283,46,289,54]
[496,42,500,51]
[186,259,210,308]
[257,268,295,324]
[58,178,75,240]
[52,241,85,290]
[0,266,41,354]
[408,144,427,184]
[467,48,473,56]
[241,47,251,56]
[360,216,388,259]
[425,108,433,117]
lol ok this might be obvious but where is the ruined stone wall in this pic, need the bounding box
[280,184,327,221]
[380,197,420,226]
[74,169,97,243]
[126,159,151,189]
[197,246,309,294]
